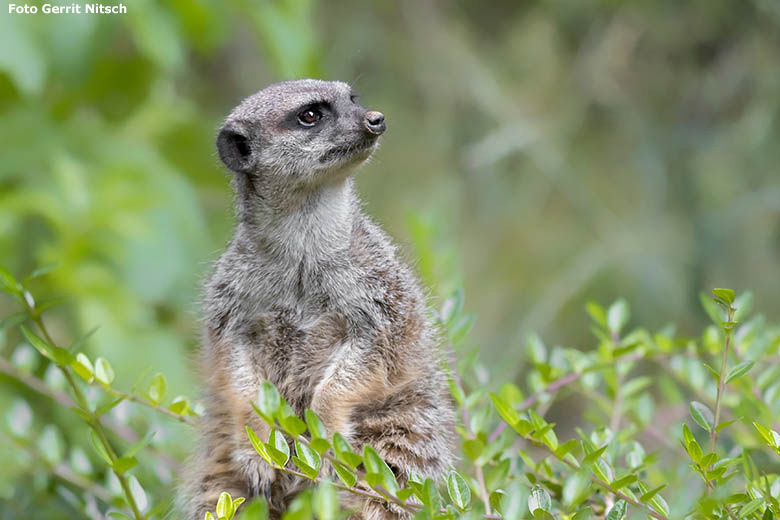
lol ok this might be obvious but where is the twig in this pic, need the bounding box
[447,344,491,515]
[710,306,735,455]
[264,456,502,519]
[542,442,669,520]
[609,331,625,438]
[97,383,195,425]
[24,304,146,520]
[1,431,114,505]
[0,354,183,473]
[488,371,582,443]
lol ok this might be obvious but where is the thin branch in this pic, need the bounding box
[446,344,491,515]
[26,307,146,520]
[1,431,114,505]
[96,383,195,425]
[609,331,625,439]
[0,354,183,473]
[710,306,735,455]
[544,442,669,520]
[488,371,582,443]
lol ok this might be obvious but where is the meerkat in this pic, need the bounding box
[181,79,456,519]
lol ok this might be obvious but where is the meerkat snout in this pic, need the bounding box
[364,110,386,135]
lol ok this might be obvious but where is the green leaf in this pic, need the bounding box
[331,460,357,488]
[621,376,652,398]
[147,373,167,405]
[112,456,138,474]
[440,289,464,324]
[123,430,156,458]
[38,424,64,465]
[639,483,666,504]
[607,299,630,336]
[702,363,720,383]
[490,490,506,515]
[700,292,725,326]
[527,333,547,363]
[682,423,695,446]
[312,480,338,520]
[0,266,21,295]
[332,433,361,468]
[267,429,290,466]
[257,381,281,420]
[279,415,307,437]
[237,498,268,520]
[295,440,322,476]
[21,325,54,362]
[753,422,780,449]
[304,409,326,439]
[450,313,476,344]
[562,469,591,507]
[712,288,735,306]
[88,429,112,466]
[528,486,551,514]
[554,439,580,459]
[490,392,520,426]
[606,499,627,520]
[292,456,318,480]
[686,438,703,463]
[725,361,754,384]
[310,438,330,454]
[396,488,415,501]
[715,418,739,433]
[216,492,232,519]
[94,357,115,385]
[362,445,398,494]
[0,312,26,331]
[585,301,607,329]
[592,458,614,483]
[739,498,764,518]
[582,444,608,465]
[168,396,191,415]
[24,263,60,282]
[463,438,484,460]
[71,353,94,383]
[690,401,714,433]
[109,513,134,520]
[68,326,99,353]
[246,426,273,466]
[447,471,471,510]
[232,498,245,515]
[423,478,441,517]
[610,474,637,490]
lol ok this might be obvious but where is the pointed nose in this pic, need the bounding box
[364,111,386,135]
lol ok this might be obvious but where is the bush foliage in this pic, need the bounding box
[2,264,779,520]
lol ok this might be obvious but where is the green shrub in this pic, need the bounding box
[1,265,779,519]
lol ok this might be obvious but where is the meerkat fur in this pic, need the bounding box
[180,79,456,519]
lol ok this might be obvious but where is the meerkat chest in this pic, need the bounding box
[241,309,349,414]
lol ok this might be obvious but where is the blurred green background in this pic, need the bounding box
[1,0,779,514]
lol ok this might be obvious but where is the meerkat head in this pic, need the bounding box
[216,79,385,200]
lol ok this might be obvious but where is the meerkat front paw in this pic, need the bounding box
[235,449,276,498]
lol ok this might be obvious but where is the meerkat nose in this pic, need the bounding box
[364,111,386,135]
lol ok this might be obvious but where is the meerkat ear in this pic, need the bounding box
[216,125,253,174]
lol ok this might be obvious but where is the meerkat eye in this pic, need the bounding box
[297,108,322,127]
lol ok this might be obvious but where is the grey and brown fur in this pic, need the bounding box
[180,79,456,519]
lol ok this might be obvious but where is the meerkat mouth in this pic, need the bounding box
[319,139,376,164]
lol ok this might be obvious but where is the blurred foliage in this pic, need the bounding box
[1,0,780,517]
[3,267,780,519]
